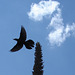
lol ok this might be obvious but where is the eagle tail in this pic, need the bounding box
[24,39,34,49]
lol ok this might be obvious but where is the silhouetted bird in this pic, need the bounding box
[10,26,34,52]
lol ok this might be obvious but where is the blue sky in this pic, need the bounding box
[0,0,75,75]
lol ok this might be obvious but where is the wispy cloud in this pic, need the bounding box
[48,23,75,46]
[28,0,75,46]
[48,7,75,46]
[28,0,60,21]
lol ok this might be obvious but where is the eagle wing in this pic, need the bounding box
[10,43,23,52]
[19,26,27,41]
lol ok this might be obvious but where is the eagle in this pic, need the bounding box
[10,26,34,52]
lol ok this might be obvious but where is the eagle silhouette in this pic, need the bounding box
[10,26,34,52]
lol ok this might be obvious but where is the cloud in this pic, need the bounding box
[48,8,75,46]
[28,0,75,46]
[28,0,60,21]
[48,23,75,46]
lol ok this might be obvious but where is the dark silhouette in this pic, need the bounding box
[10,26,34,52]
[32,42,44,75]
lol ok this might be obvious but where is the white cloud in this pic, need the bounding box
[48,25,74,46]
[48,28,64,46]
[28,0,75,46]
[48,8,75,46]
[28,0,60,21]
